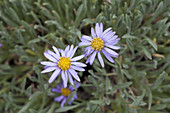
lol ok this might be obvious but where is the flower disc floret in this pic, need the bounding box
[91,37,104,51]
[58,57,71,70]
[61,88,71,96]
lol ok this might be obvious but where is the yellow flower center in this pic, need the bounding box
[91,38,104,51]
[58,57,71,70]
[61,88,71,96]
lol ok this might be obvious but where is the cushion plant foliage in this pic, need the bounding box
[0,0,170,113]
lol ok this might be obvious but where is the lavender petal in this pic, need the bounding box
[101,27,112,37]
[90,51,97,65]
[68,69,80,82]
[106,38,120,45]
[78,41,91,46]
[68,96,76,105]
[84,47,94,57]
[41,67,57,73]
[47,50,59,60]
[71,65,85,71]
[69,46,78,58]
[40,61,57,66]
[48,68,61,83]
[54,95,64,102]
[68,71,74,85]
[85,55,91,64]
[103,31,116,41]
[82,35,92,41]
[102,50,115,63]
[52,46,60,58]
[67,45,74,58]
[104,47,118,56]
[60,97,67,108]
[59,49,65,57]
[71,62,87,67]
[61,71,67,88]
[75,82,81,88]
[91,28,97,38]
[71,55,84,61]
[95,23,101,37]
[44,52,57,62]
[98,52,104,67]
[107,35,118,42]
[100,23,103,33]
[51,88,61,93]
[64,45,70,56]
[104,44,121,50]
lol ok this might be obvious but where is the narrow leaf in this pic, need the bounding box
[55,104,81,112]
[152,71,167,90]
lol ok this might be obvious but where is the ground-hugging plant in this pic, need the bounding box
[0,0,170,113]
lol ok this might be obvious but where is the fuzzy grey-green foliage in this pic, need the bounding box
[0,0,170,113]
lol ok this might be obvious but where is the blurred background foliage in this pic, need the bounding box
[0,0,170,113]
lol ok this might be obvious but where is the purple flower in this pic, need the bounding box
[0,43,2,47]
[78,23,120,67]
[52,82,81,108]
[40,45,86,87]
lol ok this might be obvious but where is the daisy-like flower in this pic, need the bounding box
[52,82,81,108]
[79,23,120,67]
[40,45,86,87]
